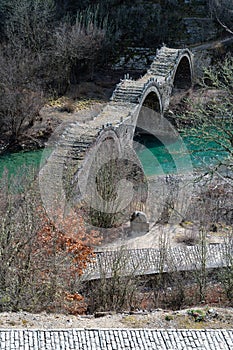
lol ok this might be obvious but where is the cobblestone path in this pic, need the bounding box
[0,328,232,349]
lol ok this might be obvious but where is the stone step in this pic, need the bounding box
[115,87,144,94]
[159,47,178,54]
[116,87,144,93]
[59,140,92,147]
[49,127,97,168]
[152,61,174,67]
[154,53,178,62]
[112,92,142,99]
[115,86,143,91]
[158,51,178,57]
[112,97,139,102]
[111,76,162,102]
[113,96,139,103]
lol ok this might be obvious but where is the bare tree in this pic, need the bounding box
[0,0,106,146]
[0,46,44,144]
[209,0,233,34]
[53,9,106,85]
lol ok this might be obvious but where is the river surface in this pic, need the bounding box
[0,133,229,178]
[0,149,44,177]
[134,132,228,176]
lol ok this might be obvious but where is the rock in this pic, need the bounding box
[207,308,218,318]
[129,211,149,236]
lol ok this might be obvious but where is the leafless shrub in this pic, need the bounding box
[218,228,233,305]
[0,168,42,311]
[0,167,95,313]
[84,247,142,313]
[175,226,200,246]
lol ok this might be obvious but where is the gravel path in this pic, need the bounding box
[0,307,232,330]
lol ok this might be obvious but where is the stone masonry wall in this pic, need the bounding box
[111,0,221,71]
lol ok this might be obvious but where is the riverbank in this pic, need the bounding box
[0,98,108,154]
[0,70,123,154]
[0,63,224,156]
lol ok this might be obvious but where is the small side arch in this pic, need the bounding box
[172,53,193,91]
[135,86,162,136]
[139,86,163,114]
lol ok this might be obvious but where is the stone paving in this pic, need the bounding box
[0,328,232,349]
[84,243,231,280]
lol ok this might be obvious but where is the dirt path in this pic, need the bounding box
[98,222,226,252]
[0,307,232,330]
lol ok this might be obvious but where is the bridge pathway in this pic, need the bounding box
[84,242,231,280]
[0,328,232,350]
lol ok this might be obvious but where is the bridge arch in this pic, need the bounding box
[172,52,193,91]
[140,86,162,114]
[134,86,162,137]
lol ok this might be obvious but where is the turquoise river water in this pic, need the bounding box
[0,133,229,178]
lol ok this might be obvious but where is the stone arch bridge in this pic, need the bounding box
[39,46,194,221]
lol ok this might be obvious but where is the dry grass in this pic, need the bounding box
[47,96,104,112]
[119,306,233,329]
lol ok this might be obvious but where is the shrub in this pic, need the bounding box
[0,167,100,313]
